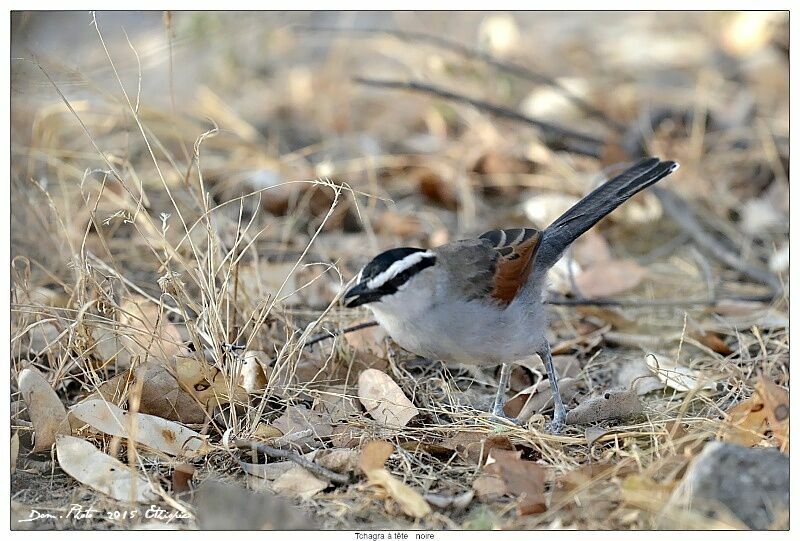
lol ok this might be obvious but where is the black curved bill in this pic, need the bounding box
[343,282,383,308]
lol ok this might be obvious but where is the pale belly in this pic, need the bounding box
[370,298,547,366]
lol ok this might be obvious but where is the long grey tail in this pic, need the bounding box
[535,157,679,271]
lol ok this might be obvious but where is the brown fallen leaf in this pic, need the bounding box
[359,440,394,472]
[416,168,458,210]
[135,356,247,423]
[472,150,536,175]
[56,435,157,503]
[576,305,636,331]
[508,377,582,421]
[424,490,474,510]
[359,440,431,518]
[118,296,186,360]
[358,369,419,428]
[573,230,613,268]
[691,329,734,356]
[315,448,360,474]
[239,450,320,481]
[756,378,789,452]
[239,350,269,394]
[272,404,333,450]
[472,473,507,502]
[718,394,768,447]
[484,449,547,515]
[441,432,515,465]
[345,321,388,355]
[574,259,648,297]
[374,210,424,238]
[272,465,329,500]
[172,464,195,494]
[523,193,580,229]
[312,385,361,422]
[17,367,70,452]
[70,399,212,457]
[620,474,675,507]
[646,354,717,392]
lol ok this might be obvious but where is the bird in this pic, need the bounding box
[343,157,679,432]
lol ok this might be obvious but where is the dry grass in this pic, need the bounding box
[10,11,788,530]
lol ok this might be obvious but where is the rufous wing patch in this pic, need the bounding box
[479,228,542,304]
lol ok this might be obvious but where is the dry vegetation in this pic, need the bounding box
[10,11,788,531]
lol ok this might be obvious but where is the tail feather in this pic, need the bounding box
[535,157,679,270]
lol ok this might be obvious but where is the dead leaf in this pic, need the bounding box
[250,423,284,442]
[441,432,515,465]
[358,369,419,428]
[718,395,768,447]
[374,210,424,238]
[523,193,580,229]
[576,305,636,331]
[359,440,431,518]
[239,350,269,394]
[359,440,394,473]
[94,370,135,406]
[312,385,361,422]
[315,448,360,473]
[365,468,432,518]
[272,465,329,499]
[70,399,211,457]
[424,491,474,510]
[574,259,648,297]
[615,358,663,396]
[585,426,615,446]
[172,463,195,494]
[55,435,157,503]
[134,356,247,424]
[510,377,582,421]
[345,322,388,354]
[484,449,547,515]
[272,404,333,450]
[646,354,717,392]
[566,387,643,425]
[756,378,789,452]
[23,321,63,356]
[691,330,734,356]
[240,450,319,481]
[118,296,186,360]
[573,230,613,267]
[621,474,675,507]
[472,473,507,502]
[399,440,457,460]
[17,367,70,452]
[416,169,458,210]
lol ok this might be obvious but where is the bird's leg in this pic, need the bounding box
[491,363,514,419]
[539,345,567,433]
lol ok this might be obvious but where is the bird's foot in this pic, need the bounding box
[490,405,523,426]
[545,409,567,434]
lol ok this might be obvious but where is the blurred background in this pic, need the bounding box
[10,11,789,531]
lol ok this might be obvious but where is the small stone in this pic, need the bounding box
[671,442,788,529]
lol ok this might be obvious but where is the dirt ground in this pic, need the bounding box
[10,11,789,531]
